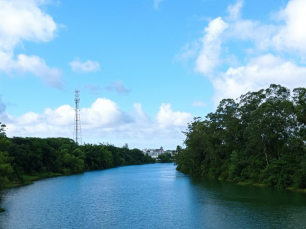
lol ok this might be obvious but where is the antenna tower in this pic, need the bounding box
[74,90,82,145]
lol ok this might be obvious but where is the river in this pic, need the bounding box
[1,163,306,228]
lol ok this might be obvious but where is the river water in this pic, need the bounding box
[1,163,306,228]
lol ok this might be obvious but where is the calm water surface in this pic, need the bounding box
[1,163,306,228]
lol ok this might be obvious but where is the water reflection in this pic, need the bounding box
[189,176,306,228]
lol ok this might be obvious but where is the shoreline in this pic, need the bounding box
[221,178,306,194]
[176,168,306,195]
[0,162,157,212]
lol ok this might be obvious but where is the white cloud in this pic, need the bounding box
[195,17,228,75]
[81,98,132,128]
[224,2,278,51]
[209,0,306,104]
[271,0,306,56]
[156,103,193,128]
[224,0,306,56]
[5,98,131,139]
[0,52,63,88]
[0,0,62,87]
[227,0,243,20]
[133,103,149,123]
[17,111,41,125]
[212,54,306,104]
[5,98,193,149]
[154,0,164,9]
[70,59,100,73]
[180,0,306,107]
[17,54,63,88]
[44,105,75,126]
[0,0,57,51]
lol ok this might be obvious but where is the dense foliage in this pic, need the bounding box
[0,123,155,211]
[157,153,174,163]
[175,84,306,189]
[0,133,154,189]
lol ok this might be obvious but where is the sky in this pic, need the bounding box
[0,0,306,150]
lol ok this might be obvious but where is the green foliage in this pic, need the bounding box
[176,84,306,189]
[0,123,154,211]
[157,153,173,163]
[0,123,13,189]
[0,133,155,187]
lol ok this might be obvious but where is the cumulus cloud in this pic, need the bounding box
[271,0,306,56]
[225,0,306,56]
[154,0,164,9]
[0,0,62,87]
[17,54,63,88]
[195,17,228,75]
[4,98,193,149]
[156,103,193,128]
[70,59,100,73]
[212,54,306,104]
[0,0,57,51]
[5,98,132,139]
[81,98,132,128]
[180,0,306,106]
[0,52,63,88]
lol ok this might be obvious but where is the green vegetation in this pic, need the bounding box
[0,124,155,211]
[157,153,174,163]
[175,84,306,190]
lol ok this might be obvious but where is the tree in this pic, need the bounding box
[175,84,306,189]
[0,122,13,189]
[157,153,173,163]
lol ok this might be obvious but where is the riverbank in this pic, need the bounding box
[216,178,306,194]
[0,162,156,212]
[0,172,63,212]
[236,180,306,193]
[5,172,63,189]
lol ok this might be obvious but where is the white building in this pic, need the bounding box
[142,147,165,158]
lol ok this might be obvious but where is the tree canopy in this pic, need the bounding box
[175,84,306,189]
[0,135,155,188]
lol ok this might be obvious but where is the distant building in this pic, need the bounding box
[142,147,165,158]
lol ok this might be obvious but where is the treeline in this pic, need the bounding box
[0,131,154,190]
[157,153,174,163]
[175,84,306,189]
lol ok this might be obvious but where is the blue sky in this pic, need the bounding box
[0,0,306,149]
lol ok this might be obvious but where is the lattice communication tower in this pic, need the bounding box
[74,90,82,145]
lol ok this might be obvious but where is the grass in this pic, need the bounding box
[5,172,63,189]
[286,187,306,193]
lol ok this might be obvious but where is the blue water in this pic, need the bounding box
[1,163,306,228]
